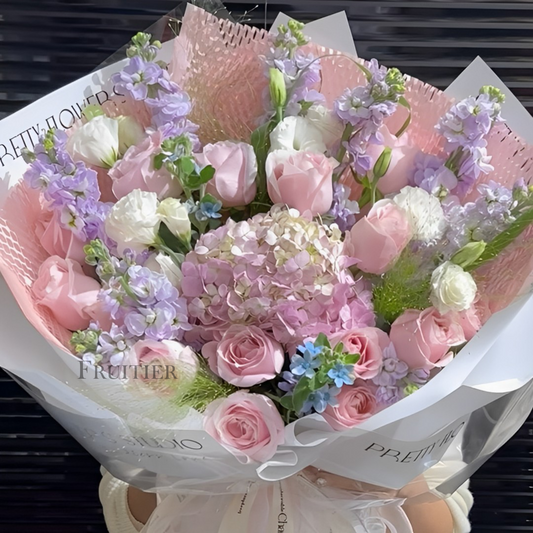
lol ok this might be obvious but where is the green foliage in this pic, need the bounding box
[172,364,236,413]
[372,251,432,324]
[467,207,533,271]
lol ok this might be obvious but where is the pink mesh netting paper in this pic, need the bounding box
[0,183,72,350]
[0,4,532,351]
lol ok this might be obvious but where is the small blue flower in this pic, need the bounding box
[195,201,222,222]
[302,385,340,414]
[290,342,322,379]
[327,363,355,388]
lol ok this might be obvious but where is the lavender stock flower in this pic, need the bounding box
[111,56,163,101]
[328,183,360,232]
[373,343,409,387]
[412,153,458,196]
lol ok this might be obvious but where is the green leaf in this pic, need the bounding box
[153,153,165,171]
[200,193,219,205]
[279,395,294,411]
[199,165,215,182]
[467,207,533,271]
[314,333,331,349]
[343,353,361,365]
[292,377,312,414]
[358,187,372,209]
[373,147,392,181]
[178,157,196,177]
[395,96,412,137]
[333,342,344,355]
[182,169,216,191]
[158,223,185,254]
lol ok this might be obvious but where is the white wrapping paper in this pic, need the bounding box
[0,6,532,533]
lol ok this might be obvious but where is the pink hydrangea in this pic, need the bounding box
[180,206,375,349]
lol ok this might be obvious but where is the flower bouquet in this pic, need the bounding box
[1,2,533,530]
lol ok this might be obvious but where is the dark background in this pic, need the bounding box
[1,1,533,531]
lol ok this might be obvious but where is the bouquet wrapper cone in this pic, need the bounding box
[1,3,533,532]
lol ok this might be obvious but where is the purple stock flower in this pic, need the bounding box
[124,301,178,340]
[127,265,178,305]
[437,94,499,149]
[335,86,375,127]
[23,159,61,191]
[406,368,430,386]
[347,136,373,174]
[412,153,458,196]
[97,324,135,367]
[373,343,409,387]
[146,89,193,129]
[112,56,163,101]
[328,183,360,232]
[279,371,299,394]
[376,385,403,406]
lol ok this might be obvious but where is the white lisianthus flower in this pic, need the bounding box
[269,116,327,154]
[67,116,120,168]
[117,116,145,156]
[393,186,447,241]
[145,253,182,287]
[430,261,477,314]
[105,190,161,254]
[157,198,191,240]
[305,104,345,148]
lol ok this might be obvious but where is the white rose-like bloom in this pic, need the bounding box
[67,116,120,168]
[145,253,182,287]
[269,116,327,154]
[105,190,161,254]
[306,105,345,148]
[431,261,477,314]
[393,186,447,241]
[157,198,191,240]
[117,116,145,156]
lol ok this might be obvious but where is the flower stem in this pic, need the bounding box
[333,124,354,182]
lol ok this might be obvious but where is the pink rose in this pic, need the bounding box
[35,210,86,264]
[458,306,481,341]
[203,325,284,387]
[390,307,466,371]
[344,199,412,275]
[330,327,389,380]
[366,126,418,196]
[266,150,335,216]
[204,391,285,463]
[124,339,198,395]
[109,130,182,200]
[197,141,257,207]
[323,384,377,430]
[32,256,101,331]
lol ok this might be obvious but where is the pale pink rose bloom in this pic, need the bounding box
[390,307,466,371]
[204,392,285,463]
[366,126,418,195]
[32,256,101,331]
[458,306,482,341]
[330,327,390,380]
[197,141,257,207]
[35,210,86,264]
[323,384,377,430]
[124,339,198,395]
[343,199,412,275]
[265,150,335,216]
[109,131,182,200]
[202,325,284,387]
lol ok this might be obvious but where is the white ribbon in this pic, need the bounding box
[141,475,413,533]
